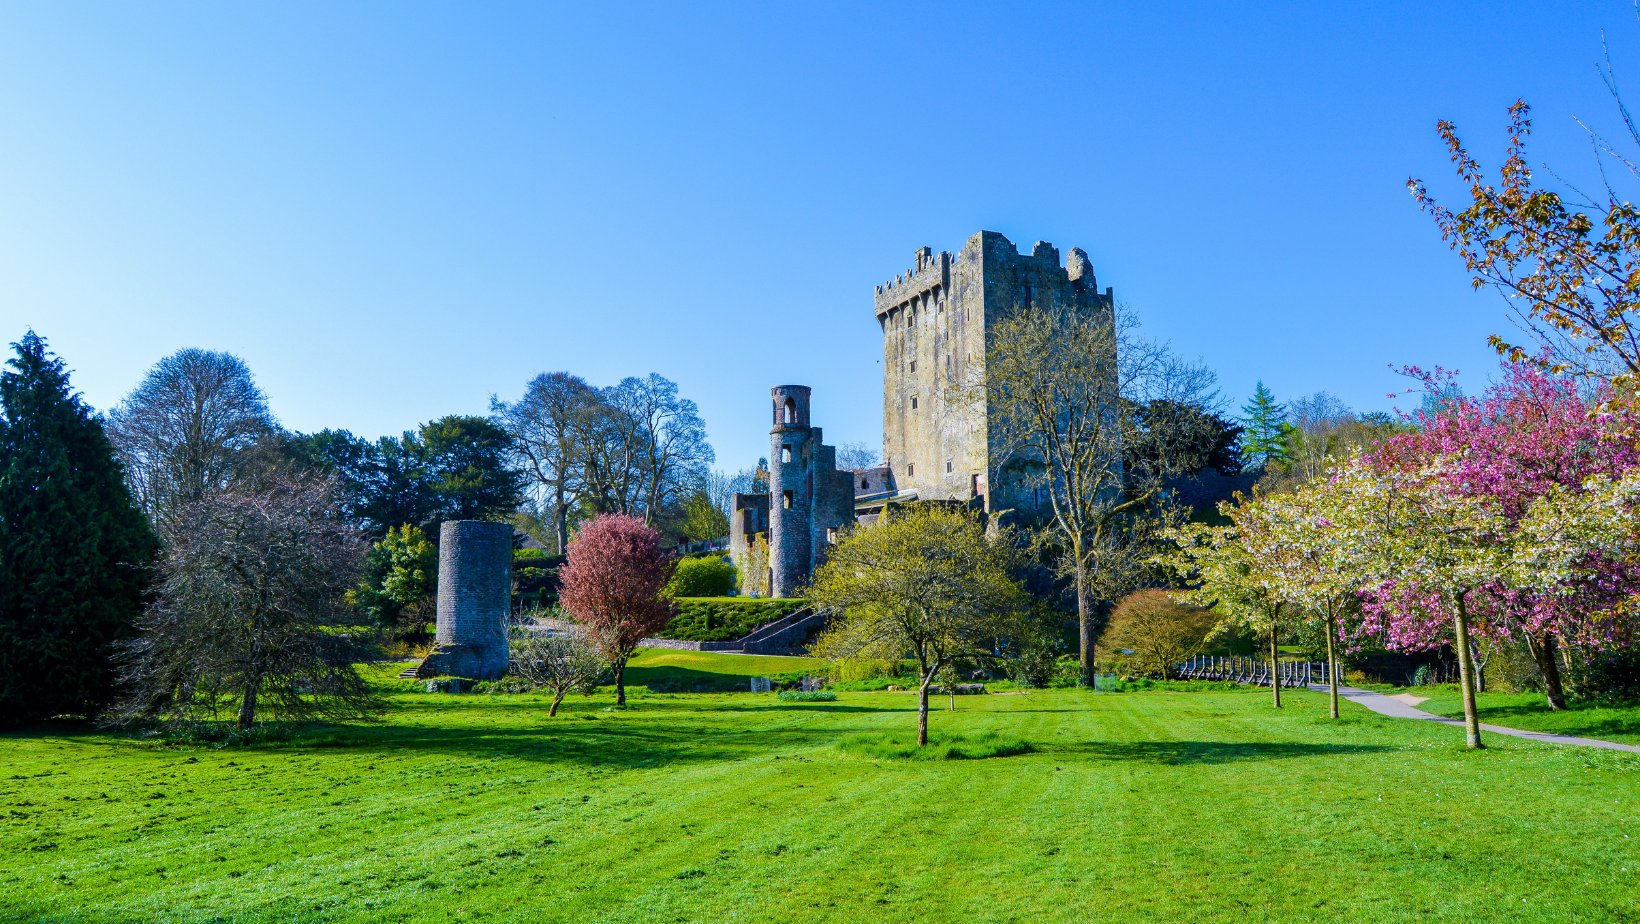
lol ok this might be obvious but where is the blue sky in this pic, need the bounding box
[2,2,1636,471]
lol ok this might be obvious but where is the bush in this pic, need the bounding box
[837,731,1033,760]
[1411,664,1433,687]
[1568,648,1640,702]
[667,556,737,597]
[776,690,836,702]
[831,659,905,682]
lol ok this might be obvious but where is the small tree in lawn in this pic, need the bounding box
[1157,502,1290,707]
[557,513,675,706]
[111,471,378,730]
[509,628,607,717]
[808,505,1026,746]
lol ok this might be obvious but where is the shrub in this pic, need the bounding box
[831,659,903,682]
[776,690,837,702]
[1411,664,1434,687]
[1567,648,1640,702]
[1100,590,1217,680]
[655,598,808,642]
[668,556,737,597]
[837,731,1033,760]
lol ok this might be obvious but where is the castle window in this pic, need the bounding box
[860,477,868,489]
[946,460,953,473]
[783,398,796,424]
[783,490,793,509]
[908,463,915,477]
[909,360,916,373]
[781,445,791,464]
[826,527,837,544]
[910,396,918,410]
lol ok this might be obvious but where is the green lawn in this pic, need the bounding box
[1409,687,1640,747]
[3,667,1638,923]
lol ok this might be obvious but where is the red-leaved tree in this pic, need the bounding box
[557,513,675,705]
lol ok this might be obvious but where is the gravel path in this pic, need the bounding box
[1308,683,1640,753]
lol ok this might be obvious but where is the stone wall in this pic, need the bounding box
[422,520,512,680]
[874,231,1116,515]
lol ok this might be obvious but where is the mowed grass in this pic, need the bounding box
[1410,687,1640,746]
[2,664,1638,924]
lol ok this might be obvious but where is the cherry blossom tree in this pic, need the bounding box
[557,513,675,706]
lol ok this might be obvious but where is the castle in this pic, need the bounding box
[731,231,1114,595]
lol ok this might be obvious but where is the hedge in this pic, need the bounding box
[655,598,810,642]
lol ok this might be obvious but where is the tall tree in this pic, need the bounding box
[419,415,525,522]
[493,372,602,553]
[0,333,159,724]
[557,513,675,706]
[105,348,277,531]
[1237,382,1288,473]
[111,471,377,730]
[809,505,1026,745]
[596,375,715,524]
[974,304,1218,686]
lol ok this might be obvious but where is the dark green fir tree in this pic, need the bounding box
[0,332,158,723]
[1238,381,1290,473]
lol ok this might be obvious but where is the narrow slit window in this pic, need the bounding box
[946,460,953,473]
[782,490,793,509]
[909,360,916,373]
[825,527,838,544]
[781,445,791,464]
[907,463,915,477]
[910,396,918,410]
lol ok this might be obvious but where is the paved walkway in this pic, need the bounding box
[1306,683,1640,753]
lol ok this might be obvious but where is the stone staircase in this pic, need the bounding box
[734,606,830,654]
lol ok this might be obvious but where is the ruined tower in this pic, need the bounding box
[729,386,857,599]
[424,520,512,679]
[874,231,1115,515]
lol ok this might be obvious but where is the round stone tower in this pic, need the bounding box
[769,385,814,599]
[428,520,512,679]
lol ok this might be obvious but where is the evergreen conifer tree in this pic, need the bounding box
[0,332,158,723]
[1238,381,1290,472]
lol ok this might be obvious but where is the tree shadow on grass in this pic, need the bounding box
[1045,740,1397,765]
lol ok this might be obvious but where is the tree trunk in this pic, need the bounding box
[1452,595,1485,749]
[917,681,931,746]
[1326,613,1339,720]
[554,483,569,556]
[1527,631,1569,711]
[237,681,258,730]
[1269,625,1282,708]
[549,689,566,717]
[614,660,627,706]
[1075,549,1096,687]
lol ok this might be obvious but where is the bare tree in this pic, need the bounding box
[972,304,1219,685]
[508,628,606,717]
[836,441,881,471]
[109,471,379,730]
[493,372,601,553]
[1283,391,1353,485]
[106,348,278,530]
[588,375,715,524]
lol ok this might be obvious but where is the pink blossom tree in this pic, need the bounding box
[557,514,676,706]
[1364,362,1640,710]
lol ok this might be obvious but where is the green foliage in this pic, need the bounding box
[656,598,808,641]
[667,556,737,598]
[0,332,159,724]
[350,524,437,631]
[679,489,730,543]
[775,690,836,702]
[836,730,1034,760]
[515,547,549,561]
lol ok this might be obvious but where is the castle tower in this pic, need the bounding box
[427,520,512,679]
[768,386,814,598]
[874,231,1115,515]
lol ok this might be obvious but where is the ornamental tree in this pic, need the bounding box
[1325,460,1508,749]
[557,513,675,706]
[1157,501,1291,708]
[1371,362,1640,709]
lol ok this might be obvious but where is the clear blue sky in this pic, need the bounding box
[3,2,1635,471]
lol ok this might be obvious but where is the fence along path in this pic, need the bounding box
[1175,655,1340,688]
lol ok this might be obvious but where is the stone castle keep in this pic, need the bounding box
[731,231,1114,593]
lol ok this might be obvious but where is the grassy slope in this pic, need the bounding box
[1409,687,1640,746]
[3,677,1638,924]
